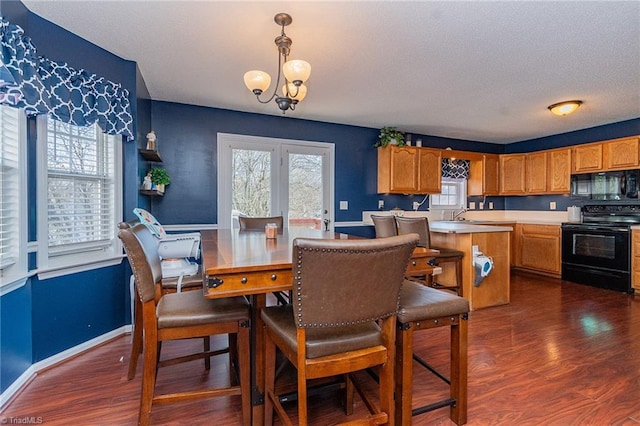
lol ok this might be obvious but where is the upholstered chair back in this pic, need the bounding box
[371,215,398,238]
[238,215,285,232]
[118,223,162,303]
[395,216,432,248]
[292,234,418,328]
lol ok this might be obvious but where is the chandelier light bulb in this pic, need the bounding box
[243,70,271,95]
[283,60,311,85]
[282,83,307,102]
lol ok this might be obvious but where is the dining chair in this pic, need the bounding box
[118,221,207,380]
[395,280,469,425]
[238,215,284,232]
[371,214,398,238]
[261,233,419,425]
[395,216,464,296]
[118,223,251,426]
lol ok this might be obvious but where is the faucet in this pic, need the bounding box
[451,209,467,221]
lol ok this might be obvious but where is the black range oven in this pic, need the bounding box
[561,204,639,294]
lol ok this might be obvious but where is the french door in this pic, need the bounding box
[217,133,334,230]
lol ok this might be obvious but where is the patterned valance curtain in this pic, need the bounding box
[442,158,470,179]
[0,17,134,140]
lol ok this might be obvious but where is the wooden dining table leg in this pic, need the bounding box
[250,293,267,426]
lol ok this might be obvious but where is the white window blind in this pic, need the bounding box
[45,120,117,256]
[0,105,21,270]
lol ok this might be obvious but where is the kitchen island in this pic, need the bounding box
[430,221,513,310]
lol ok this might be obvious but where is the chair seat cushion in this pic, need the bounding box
[261,305,382,359]
[432,247,465,259]
[161,272,202,290]
[157,291,249,328]
[398,280,469,323]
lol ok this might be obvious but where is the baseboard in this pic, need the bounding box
[0,324,132,412]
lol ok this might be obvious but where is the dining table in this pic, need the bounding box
[200,227,439,425]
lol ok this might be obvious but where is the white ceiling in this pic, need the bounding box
[21,1,640,144]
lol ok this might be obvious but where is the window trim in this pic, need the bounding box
[36,116,123,276]
[0,106,28,289]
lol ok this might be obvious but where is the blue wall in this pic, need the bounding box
[148,101,506,225]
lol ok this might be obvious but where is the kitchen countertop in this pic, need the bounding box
[430,221,513,233]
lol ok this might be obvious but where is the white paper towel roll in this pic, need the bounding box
[567,206,581,222]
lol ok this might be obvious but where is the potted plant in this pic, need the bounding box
[374,126,406,148]
[148,167,170,193]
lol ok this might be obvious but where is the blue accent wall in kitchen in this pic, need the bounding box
[149,101,505,225]
[505,118,640,153]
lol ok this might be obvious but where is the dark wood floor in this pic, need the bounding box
[3,271,640,425]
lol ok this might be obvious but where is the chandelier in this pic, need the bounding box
[243,13,311,114]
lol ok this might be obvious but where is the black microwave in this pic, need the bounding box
[571,170,639,200]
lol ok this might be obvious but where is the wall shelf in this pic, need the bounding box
[140,189,164,196]
[139,149,163,162]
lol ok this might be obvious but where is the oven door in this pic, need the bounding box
[561,224,631,293]
[562,224,629,271]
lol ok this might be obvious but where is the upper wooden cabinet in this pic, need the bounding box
[547,148,571,193]
[469,154,499,196]
[526,151,547,194]
[573,143,603,173]
[572,136,640,173]
[499,154,526,194]
[377,146,441,194]
[604,136,639,170]
[417,148,442,193]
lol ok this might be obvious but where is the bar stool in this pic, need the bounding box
[396,216,464,296]
[395,280,470,425]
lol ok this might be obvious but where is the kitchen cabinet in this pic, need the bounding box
[547,148,571,193]
[468,154,499,196]
[573,143,603,173]
[603,136,639,170]
[377,146,441,194]
[526,152,547,194]
[499,154,526,194]
[417,148,442,193]
[515,224,561,276]
[430,224,511,310]
[632,230,640,291]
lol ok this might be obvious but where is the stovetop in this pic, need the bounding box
[569,203,640,227]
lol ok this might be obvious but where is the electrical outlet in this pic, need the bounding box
[469,201,476,210]
[340,201,348,210]
[550,201,556,210]
[378,200,384,209]
[413,201,420,211]
[489,201,494,210]
[479,202,484,210]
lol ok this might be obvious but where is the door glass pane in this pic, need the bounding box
[232,148,271,219]
[288,152,322,229]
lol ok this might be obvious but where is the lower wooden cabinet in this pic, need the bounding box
[632,231,640,291]
[514,224,561,276]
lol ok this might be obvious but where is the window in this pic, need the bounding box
[430,178,466,210]
[37,116,122,275]
[0,105,27,286]
[218,133,334,229]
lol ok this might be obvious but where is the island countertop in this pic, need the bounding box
[430,221,513,233]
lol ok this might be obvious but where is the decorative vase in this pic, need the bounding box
[156,184,165,193]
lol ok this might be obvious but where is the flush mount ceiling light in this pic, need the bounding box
[243,13,311,114]
[548,100,583,116]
